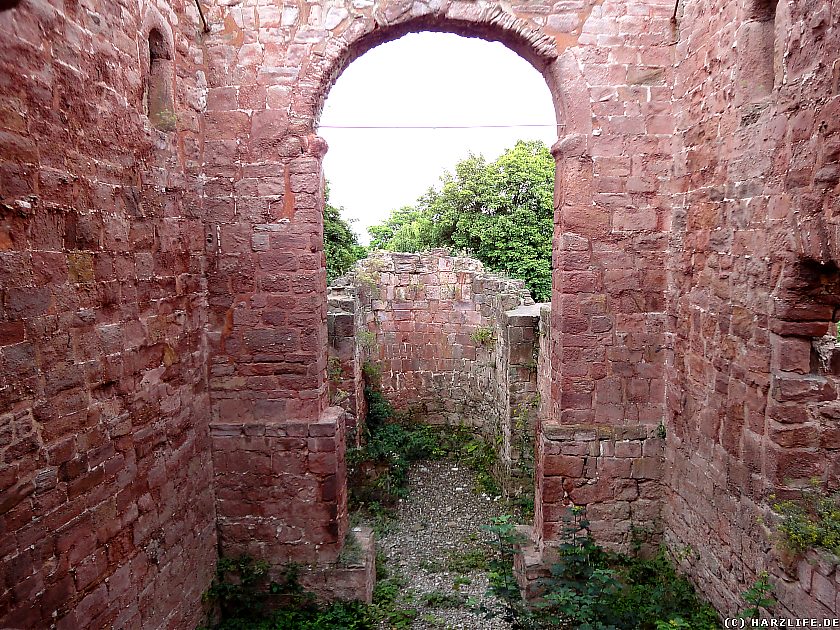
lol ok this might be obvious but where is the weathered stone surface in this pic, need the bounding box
[2,0,838,625]
[328,250,541,484]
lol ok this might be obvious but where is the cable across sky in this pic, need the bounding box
[318,123,558,129]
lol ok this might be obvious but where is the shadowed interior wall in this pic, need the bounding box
[0,1,216,628]
[667,0,840,616]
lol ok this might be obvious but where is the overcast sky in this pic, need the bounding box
[318,32,558,244]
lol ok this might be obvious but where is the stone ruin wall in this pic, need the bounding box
[531,304,665,559]
[0,2,218,628]
[327,250,543,485]
[1,0,839,626]
[666,0,840,617]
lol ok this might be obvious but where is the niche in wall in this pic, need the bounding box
[737,0,780,104]
[145,28,176,131]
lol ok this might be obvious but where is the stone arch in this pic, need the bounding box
[298,6,594,452]
[291,3,592,142]
[291,3,595,419]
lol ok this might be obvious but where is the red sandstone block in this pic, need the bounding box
[56,519,97,567]
[568,479,613,504]
[631,457,662,479]
[769,422,820,449]
[767,401,810,425]
[560,271,598,293]
[308,452,337,474]
[540,477,567,503]
[772,374,835,403]
[767,447,824,484]
[614,441,642,458]
[600,457,633,478]
[770,335,811,374]
[310,422,337,438]
[543,454,584,477]
[812,570,836,609]
[0,321,25,346]
[307,437,335,452]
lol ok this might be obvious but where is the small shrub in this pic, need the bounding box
[204,559,376,629]
[447,547,490,573]
[772,482,840,556]
[327,356,343,382]
[420,590,466,608]
[471,325,496,346]
[337,531,364,566]
[481,508,719,630]
[357,330,376,351]
[202,556,272,621]
[419,559,445,573]
[739,571,777,620]
[453,575,472,590]
[369,573,418,629]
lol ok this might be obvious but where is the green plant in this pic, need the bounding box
[327,356,343,383]
[471,326,496,346]
[532,507,719,630]
[453,575,472,590]
[357,330,376,351]
[361,360,383,390]
[420,590,466,608]
[420,613,447,627]
[656,422,666,439]
[772,481,840,556]
[324,182,366,283]
[227,600,374,630]
[481,514,530,627]
[447,547,490,573]
[419,559,445,573]
[367,140,555,301]
[202,556,273,621]
[478,508,719,630]
[739,571,777,619]
[151,107,178,131]
[368,572,418,629]
[435,424,500,496]
[337,531,364,566]
[202,558,377,629]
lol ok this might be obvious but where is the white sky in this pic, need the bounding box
[318,32,558,245]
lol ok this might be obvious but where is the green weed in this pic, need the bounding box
[772,481,840,556]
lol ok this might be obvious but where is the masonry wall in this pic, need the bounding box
[326,290,366,443]
[0,1,216,628]
[667,0,840,617]
[328,251,542,479]
[4,0,838,625]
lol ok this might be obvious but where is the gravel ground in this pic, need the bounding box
[377,460,514,630]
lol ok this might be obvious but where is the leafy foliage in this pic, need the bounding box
[368,206,433,253]
[739,571,777,620]
[772,482,840,555]
[349,365,503,513]
[368,141,554,301]
[324,186,366,283]
[204,558,375,630]
[481,508,720,630]
[203,556,273,622]
[217,601,374,630]
[367,562,419,629]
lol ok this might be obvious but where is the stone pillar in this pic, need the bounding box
[499,304,543,489]
[209,134,354,578]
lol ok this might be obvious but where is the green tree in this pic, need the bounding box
[368,140,554,302]
[324,187,366,283]
[367,206,432,252]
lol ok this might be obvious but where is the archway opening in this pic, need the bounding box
[317,27,559,535]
